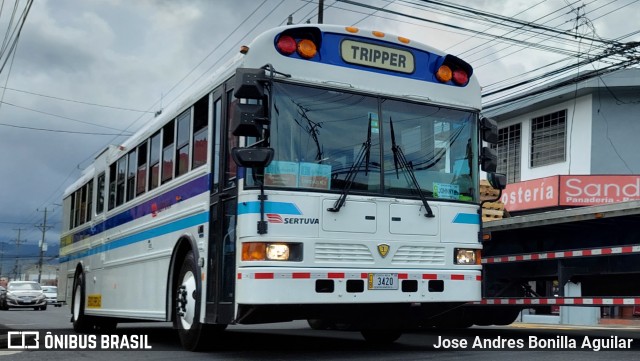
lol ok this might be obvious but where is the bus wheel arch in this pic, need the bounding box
[166,236,200,323]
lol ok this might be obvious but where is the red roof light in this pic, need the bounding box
[452,69,469,86]
[276,35,297,55]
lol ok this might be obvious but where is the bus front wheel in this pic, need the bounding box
[174,250,224,351]
[72,272,93,333]
[72,272,117,333]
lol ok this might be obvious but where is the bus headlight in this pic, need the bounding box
[242,242,302,261]
[455,249,480,265]
[266,244,290,260]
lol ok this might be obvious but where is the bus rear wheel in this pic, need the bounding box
[174,250,225,351]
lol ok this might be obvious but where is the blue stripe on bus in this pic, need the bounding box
[59,212,209,263]
[452,213,480,225]
[237,201,302,215]
[69,174,210,244]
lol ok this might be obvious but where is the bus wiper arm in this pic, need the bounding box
[389,117,435,218]
[327,117,372,213]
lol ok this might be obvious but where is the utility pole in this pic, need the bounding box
[35,208,53,284]
[12,228,26,281]
[318,0,324,24]
[0,241,5,278]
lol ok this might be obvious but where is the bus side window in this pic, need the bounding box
[96,172,105,214]
[192,95,208,169]
[162,120,175,184]
[116,156,127,207]
[149,132,161,191]
[176,109,191,178]
[108,162,116,210]
[126,150,136,202]
[86,180,93,223]
[136,142,147,196]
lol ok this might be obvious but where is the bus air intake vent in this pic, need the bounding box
[315,243,374,263]
[391,246,446,265]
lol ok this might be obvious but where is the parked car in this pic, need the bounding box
[3,281,47,310]
[41,285,61,307]
[0,286,6,310]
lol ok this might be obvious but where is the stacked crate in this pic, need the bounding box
[480,180,505,222]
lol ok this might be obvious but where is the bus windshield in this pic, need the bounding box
[247,82,478,203]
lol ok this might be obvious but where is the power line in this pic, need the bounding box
[0,86,154,113]
[0,100,136,132]
[0,122,134,136]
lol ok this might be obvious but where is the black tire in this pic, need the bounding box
[72,271,94,333]
[40,305,47,311]
[33,307,39,311]
[360,330,402,344]
[174,250,225,351]
[72,271,118,333]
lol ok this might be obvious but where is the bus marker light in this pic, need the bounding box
[372,31,385,38]
[435,65,452,83]
[397,36,410,44]
[452,69,469,86]
[242,242,266,261]
[276,35,297,55]
[297,39,317,59]
[345,26,359,33]
[240,45,249,54]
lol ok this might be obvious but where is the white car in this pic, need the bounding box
[4,281,47,310]
[41,285,62,307]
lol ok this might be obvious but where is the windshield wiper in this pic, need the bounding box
[327,115,372,212]
[389,117,435,218]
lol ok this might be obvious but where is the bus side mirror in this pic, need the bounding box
[487,172,507,190]
[232,68,269,137]
[232,103,266,137]
[480,117,498,144]
[234,68,267,99]
[231,147,274,168]
[480,146,497,173]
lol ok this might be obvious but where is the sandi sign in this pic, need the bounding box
[560,175,640,206]
[501,175,640,212]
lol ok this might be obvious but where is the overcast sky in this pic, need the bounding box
[0,0,638,253]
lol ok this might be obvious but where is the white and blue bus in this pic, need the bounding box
[59,24,501,350]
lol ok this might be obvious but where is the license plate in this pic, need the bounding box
[368,273,399,290]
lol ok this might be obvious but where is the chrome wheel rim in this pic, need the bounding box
[178,270,196,330]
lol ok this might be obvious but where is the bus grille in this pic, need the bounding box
[315,243,375,263]
[391,246,446,265]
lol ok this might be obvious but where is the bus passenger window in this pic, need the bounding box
[96,172,105,214]
[149,132,161,190]
[162,120,175,184]
[116,156,126,207]
[192,95,208,169]
[176,110,190,177]
[136,142,147,196]
[126,150,136,202]
[86,180,93,223]
[108,163,116,210]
